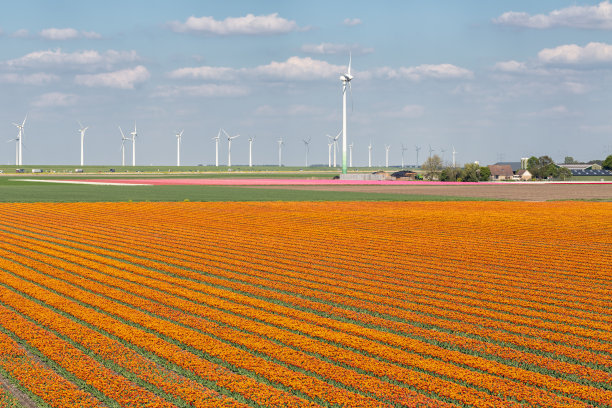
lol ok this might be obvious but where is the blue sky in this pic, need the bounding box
[2,0,612,167]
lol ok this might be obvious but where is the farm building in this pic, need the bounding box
[488,164,514,181]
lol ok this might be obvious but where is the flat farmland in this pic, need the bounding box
[0,201,610,407]
[258,182,612,201]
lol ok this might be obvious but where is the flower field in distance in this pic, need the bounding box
[0,201,610,408]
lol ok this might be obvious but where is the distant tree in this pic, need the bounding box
[603,155,612,170]
[422,155,443,180]
[460,163,490,182]
[564,156,576,164]
[558,167,572,180]
[440,166,461,181]
[527,155,571,180]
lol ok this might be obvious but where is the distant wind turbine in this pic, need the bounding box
[327,138,334,167]
[303,137,311,167]
[327,131,341,167]
[175,130,184,166]
[248,136,255,167]
[452,146,457,168]
[415,145,421,167]
[118,126,129,166]
[428,144,434,159]
[222,129,239,167]
[385,144,391,168]
[12,115,27,166]
[368,141,373,168]
[339,53,354,175]
[130,122,137,166]
[77,121,89,167]
[348,143,354,167]
[401,144,408,169]
[277,137,284,167]
[212,129,221,167]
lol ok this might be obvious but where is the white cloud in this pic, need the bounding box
[383,105,425,118]
[343,18,362,26]
[75,65,150,89]
[168,66,236,80]
[6,49,139,70]
[538,42,612,64]
[494,1,612,29]
[154,84,248,98]
[252,56,344,80]
[254,104,324,116]
[300,43,374,55]
[39,28,102,40]
[31,92,78,107]
[372,64,473,81]
[493,60,528,73]
[169,13,299,35]
[11,29,29,38]
[0,72,59,85]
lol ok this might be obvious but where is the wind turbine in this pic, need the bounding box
[348,143,354,167]
[385,144,391,168]
[212,129,221,167]
[327,131,341,167]
[130,122,137,167]
[339,53,354,175]
[440,147,446,162]
[118,126,129,166]
[401,144,408,169]
[77,121,89,167]
[303,137,311,167]
[12,115,27,166]
[415,145,421,167]
[6,136,19,165]
[368,141,373,168]
[428,144,434,159]
[277,137,284,167]
[248,136,255,167]
[327,138,333,167]
[175,130,184,166]
[222,129,239,167]
[452,146,457,168]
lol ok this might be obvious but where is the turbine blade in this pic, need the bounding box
[348,52,352,77]
[22,114,27,127]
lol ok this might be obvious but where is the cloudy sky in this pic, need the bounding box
[2,0,612,167]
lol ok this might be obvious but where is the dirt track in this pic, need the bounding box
[260,183,612,201]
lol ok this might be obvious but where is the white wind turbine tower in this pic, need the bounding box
[452,146,457,168]
[12,115,27,166]
[248,136,255,167]
[327,131,341,167]
[77,121,89,166]
[130,122,137,167]
[327,137,333,167]
[401,144,408,169]
[385,144,391,168]
[348,143,353,167]
[212,129,221,167]
[428,144,434,159]
[118,127,129,166]
[277,137,284,167]
[222,129,239,167]
[368,141,373,168]
[339,53,354,175]
[415,145,421,167]
[175,130,184,166]
[302,137,311,167]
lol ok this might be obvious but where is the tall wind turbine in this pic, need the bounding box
[7,135,19,165]
[212,129,221,167]
[327,138,333,167]
[248,136,255,167]
[385,144,391,168]
[277,137,284,167]
[339,53,354,175]
[368,141,373,168]
[401,144,408,168]
[428,144,434,160]
[77,121,89,166]
[348,143,353,167]
[303,137,311,167]
[222,129,239,167]
[12,115,26,166]
[118,126,129,166]
[130,122,137,167]
[452,146,457,168]
[327,131,341,167]
[175,130,184,166]
[415,145,421,167]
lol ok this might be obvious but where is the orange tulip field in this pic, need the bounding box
[0,201,610,407]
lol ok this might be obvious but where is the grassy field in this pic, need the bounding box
[0,178,483,202]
